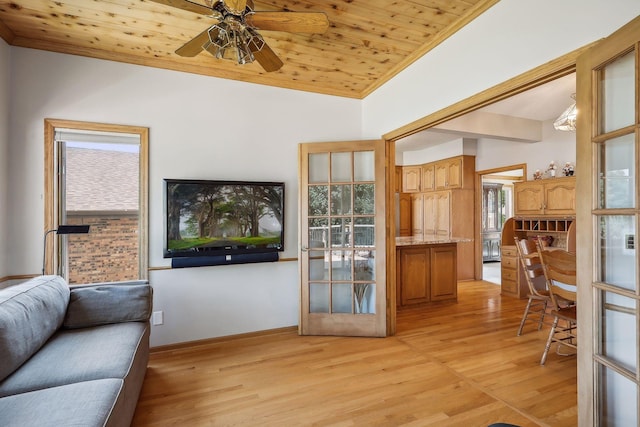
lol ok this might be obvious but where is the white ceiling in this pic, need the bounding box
[396,73,576,153]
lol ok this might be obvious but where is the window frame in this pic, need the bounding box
[44,119,149,281]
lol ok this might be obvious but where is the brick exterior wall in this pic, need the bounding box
[66,213,139,285]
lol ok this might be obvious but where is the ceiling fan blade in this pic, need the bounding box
[249,41,283,72]
[147,0,214,15]
[224,0,248,14]
[246,12,329,34]
[175,28,211,57]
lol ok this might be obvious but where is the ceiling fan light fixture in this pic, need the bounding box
[246,27,265,52]
[204,21,257,65]
[553,93,578,132]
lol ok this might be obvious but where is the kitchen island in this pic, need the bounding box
[396,236,469,307]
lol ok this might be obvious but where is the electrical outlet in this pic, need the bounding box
[152,311,164,326]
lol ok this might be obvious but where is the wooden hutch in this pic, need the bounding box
[500,176,576,298]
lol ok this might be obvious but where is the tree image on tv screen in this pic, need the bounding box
[166,182,284,253]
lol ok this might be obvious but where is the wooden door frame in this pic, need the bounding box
[384,42,593,326]
[474,164,527,279]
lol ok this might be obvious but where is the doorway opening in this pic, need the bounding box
[477,165,525,285]
[386,48,583,336]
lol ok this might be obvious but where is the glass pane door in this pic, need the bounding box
[578,19,640,425]
[299,141,386,337]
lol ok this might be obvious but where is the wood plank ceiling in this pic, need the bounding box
[0,0,497,99]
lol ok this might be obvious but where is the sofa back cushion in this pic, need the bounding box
[0,276,70,382]
[63,282,152,329]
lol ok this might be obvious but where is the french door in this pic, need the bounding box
[298,140,387,337]
[576,15,640,426]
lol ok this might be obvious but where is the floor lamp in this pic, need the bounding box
[42,225,91,275]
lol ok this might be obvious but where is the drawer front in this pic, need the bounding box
[502,278,517,294]
[501,246,517,257]
[501,268,518,282]
[502,256,518,269]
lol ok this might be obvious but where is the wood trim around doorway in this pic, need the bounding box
[384,43,595,306]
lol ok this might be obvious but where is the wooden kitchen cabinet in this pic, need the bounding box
[435,157,463,190]
[422,191,451,236]
[514,176,576,216]
[404,155,473,193]
[411,193,423,235]
[397,246,430,305]
[430,245,457,300]
[396,242,457,307]
[398,155,475,281]
[398,193,412,236]
[421,163,435,192]
[402,166,421,193]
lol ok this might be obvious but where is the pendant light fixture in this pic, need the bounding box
[553,93,577,131]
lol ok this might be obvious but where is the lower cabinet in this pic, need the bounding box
[396,243,457,307]
[500,245,520,297]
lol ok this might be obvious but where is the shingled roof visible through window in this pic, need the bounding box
[65,146,139,212]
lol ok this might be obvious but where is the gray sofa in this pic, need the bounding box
[0,275,152,427]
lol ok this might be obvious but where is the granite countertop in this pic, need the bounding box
[395,235,472,246]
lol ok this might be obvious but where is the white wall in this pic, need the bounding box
[0,38,9,279]
[475,119,576,178]
[398,138,477,166]
[362,0,640,139]
[8,48,362,346]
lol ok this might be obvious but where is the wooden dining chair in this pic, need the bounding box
[514,237,551,336]
[537,246,577,365]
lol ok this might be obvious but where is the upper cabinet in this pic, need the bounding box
[514,176,576,216]
[421,164,435,192]
[435,157,463,190]
[402,166,421,193]
[402,155,473,193]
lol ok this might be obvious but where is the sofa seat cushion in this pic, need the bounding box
[0,378,123,427]
[0,321,148,398]
[0,276,69,382]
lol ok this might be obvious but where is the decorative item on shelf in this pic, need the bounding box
[554,93,577,131]
[546,161,557,178]
[533,169,543,180]
[563,162,575,176]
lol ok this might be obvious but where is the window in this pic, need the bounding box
[45,120,148,284]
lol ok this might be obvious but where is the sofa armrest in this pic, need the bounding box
[63,281,152,329]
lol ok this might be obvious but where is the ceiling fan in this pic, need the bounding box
[149,0,329,72]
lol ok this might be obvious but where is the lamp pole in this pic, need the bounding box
[41,225,90,275]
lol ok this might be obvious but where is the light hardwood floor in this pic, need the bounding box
[132,281,576,426]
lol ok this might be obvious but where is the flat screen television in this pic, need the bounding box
[164,179,284,258]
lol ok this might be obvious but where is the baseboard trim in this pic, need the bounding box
[150,326,299,354]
